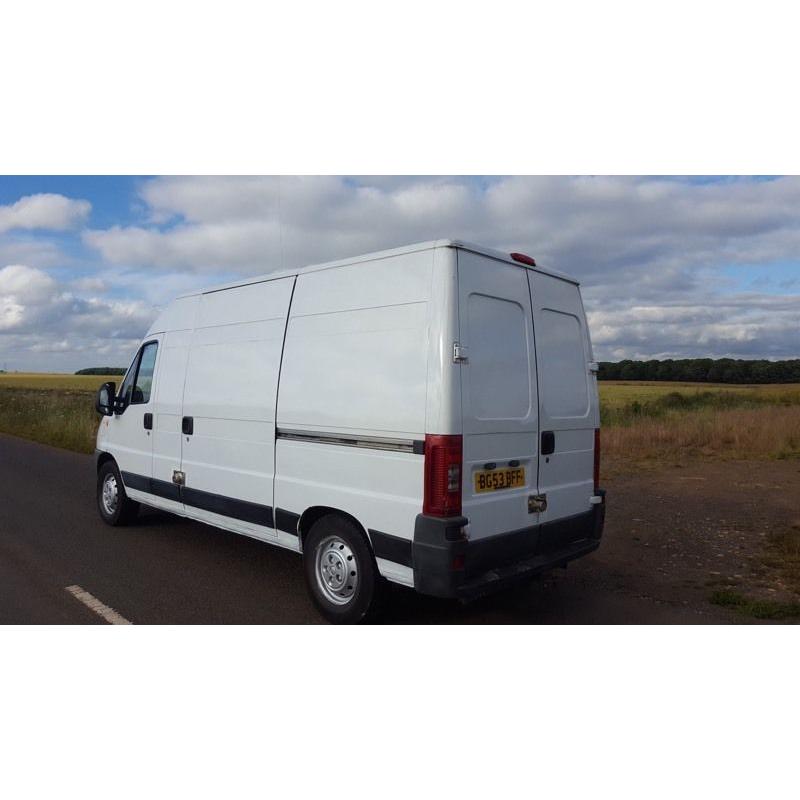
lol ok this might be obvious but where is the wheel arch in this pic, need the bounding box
[297,506,373,555]
[96,450,116,473]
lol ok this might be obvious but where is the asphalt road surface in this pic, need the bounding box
[0,432,758,624]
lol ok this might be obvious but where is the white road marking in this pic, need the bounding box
[64,585,132,625]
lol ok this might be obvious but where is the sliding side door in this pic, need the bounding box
[179,277,295,540]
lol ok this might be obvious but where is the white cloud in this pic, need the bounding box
[83,176,484,273]
[585,294,800,359]
[3,175,796,366]
[0,264,57,329]
[0,263,57,302]
[82,177,800,282]
[0,237,65,268]
[0,263,156,371]
[0,193,91,234]
[71,276,109,293]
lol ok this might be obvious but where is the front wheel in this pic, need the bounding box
[97,460,140,526]
[303,516,384,624]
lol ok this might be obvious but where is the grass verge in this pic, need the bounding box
[709,589,800,620]
[762,523,800,594]
[0,388,99,454]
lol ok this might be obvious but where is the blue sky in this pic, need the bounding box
[1,175,799,371]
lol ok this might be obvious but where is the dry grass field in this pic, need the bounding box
[0,373,119,453]
[599,380,800,469]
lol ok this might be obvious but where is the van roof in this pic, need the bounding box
[179,239,579,298]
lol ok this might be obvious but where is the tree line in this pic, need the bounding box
[598,358,800,384]
[75,367,126,375]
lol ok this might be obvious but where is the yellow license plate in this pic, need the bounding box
[473,467,526,494]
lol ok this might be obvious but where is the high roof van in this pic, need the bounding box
[94,240,606,622]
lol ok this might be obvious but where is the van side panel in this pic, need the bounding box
[179,277,295,540]
[275,251,436,584]
[424,246,460,435]
[146,294,198,337]
[276,252,432,436]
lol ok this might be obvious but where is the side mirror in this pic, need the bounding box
[96,382,116,416]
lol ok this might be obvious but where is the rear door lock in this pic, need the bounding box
[528,494,547,513]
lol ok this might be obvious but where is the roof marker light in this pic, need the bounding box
[510,252,536,266]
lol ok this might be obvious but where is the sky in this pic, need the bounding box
[0,175,798,372]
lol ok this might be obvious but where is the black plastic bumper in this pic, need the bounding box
[412,491,606,600]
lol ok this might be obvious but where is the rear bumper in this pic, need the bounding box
[413,490,606,600]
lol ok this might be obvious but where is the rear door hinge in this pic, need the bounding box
[172,470,185,486]
[453,342,469,364]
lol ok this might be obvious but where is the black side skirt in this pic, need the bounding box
[369,529,413,568]
[120,471,273,528]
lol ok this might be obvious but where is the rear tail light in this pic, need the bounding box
[593,428,601,492]
[423,434,463,517]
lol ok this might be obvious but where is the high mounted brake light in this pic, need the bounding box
[510,252,536,266]
[423,434,463,517]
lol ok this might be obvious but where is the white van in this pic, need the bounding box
[94,240,605,622]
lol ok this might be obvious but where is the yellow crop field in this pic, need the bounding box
[0,373,122,391]
[599,380,800,409]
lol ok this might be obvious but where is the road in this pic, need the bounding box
[4,431,786,624]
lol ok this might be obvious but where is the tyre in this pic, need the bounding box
[303,515,384,624]
[97,460,140,526]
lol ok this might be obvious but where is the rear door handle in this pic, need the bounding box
[143,413,153,430]
[182,416,194,435]
[541,430,555,455]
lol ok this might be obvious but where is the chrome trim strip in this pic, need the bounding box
[276,428,423,454]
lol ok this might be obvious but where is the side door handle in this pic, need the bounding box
[143,412,153,430]
[182,416,194,435]
[541,430,555,456]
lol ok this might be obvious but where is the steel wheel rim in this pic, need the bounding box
[101,473,119,516]
[314,535,358,606]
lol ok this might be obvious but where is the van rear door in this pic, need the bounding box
[528,271,597,525]
[457,250,540,539]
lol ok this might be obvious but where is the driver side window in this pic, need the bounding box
[117,341,159,409]
[131,342,158,404]
[118,353,139,407]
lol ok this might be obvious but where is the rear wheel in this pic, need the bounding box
[97,460,139,526]
[303,515,383,624]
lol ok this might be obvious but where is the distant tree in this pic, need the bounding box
[706,361,726,383]
[598,362,618,380]
[75,367,126,375]
[597,358,800,384]
[619,360,642,380]
[656,359,676,381]
[750,361,771,383]
[642,360,660,381]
